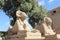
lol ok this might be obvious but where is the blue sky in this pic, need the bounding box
[0,9,10,31]
[0,0,60,31]
[38,0,60,10]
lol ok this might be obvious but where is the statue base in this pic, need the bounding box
[25,31,45,40]
[7,30,45,40]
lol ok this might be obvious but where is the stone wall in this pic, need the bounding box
[48,7,60,33]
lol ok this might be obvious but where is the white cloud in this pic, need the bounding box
[38,0,45,6]
[48,0,55,2]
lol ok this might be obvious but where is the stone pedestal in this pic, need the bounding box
[45,35,57,40]
[56,34,60,40]
[25,37,45,40]
[7,30,45,40]
[7,30,27,40]
[25,32,45,40]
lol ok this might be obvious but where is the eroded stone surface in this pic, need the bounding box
[36,17,56,36]
[48,7,60,34]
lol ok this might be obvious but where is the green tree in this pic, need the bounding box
[0,0,47,28]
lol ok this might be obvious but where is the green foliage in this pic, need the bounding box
[0,0,47,28]
[0,32,7,40]
[0,0,4,8]
[29,6,47,28]
[20,2,32,12]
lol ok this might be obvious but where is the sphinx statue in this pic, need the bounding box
[8,10,31,34]
[7,10,31,40]
[8,10,42,33]
[7,10,44,40]
[36,17,56,36]
[15,10,31,31]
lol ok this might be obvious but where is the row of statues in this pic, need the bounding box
[7,10,56,40]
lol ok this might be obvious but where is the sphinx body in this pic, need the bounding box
[36,17,56,36]
[8,10,31,34]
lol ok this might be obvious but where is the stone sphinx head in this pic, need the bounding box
[44,17,52,25]
[16,10,28,20]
